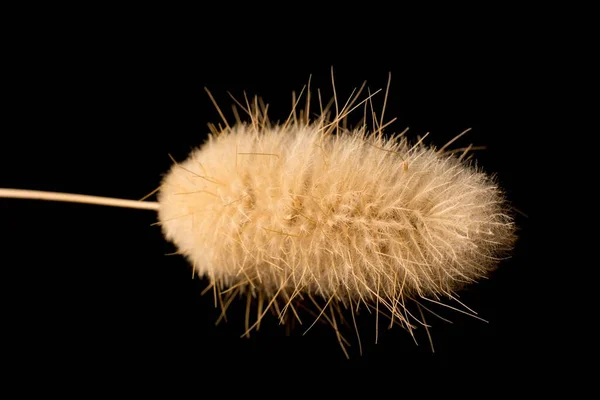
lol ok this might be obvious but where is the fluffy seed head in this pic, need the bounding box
[157,86,516,343]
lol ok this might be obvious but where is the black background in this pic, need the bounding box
[1,10,543,381]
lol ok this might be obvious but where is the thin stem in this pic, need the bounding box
[0,188,159,211]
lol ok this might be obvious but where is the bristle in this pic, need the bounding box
[157,89,516,350]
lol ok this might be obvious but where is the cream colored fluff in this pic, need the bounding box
[157,119,515,316]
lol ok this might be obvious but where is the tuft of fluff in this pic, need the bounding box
[157,95,516,346]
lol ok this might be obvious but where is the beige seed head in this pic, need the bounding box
[157,88,516,347]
